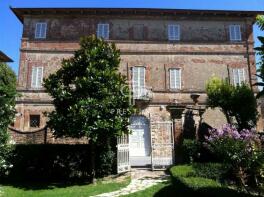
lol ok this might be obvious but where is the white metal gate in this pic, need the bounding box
[151,121,174,170]
[117,135,130,173]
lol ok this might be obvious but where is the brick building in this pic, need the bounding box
[10,8,263,168]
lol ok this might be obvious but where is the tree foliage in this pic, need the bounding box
[256,15,264,31]
[44,36,133,140]
[206,77,258,130]
[44,36,134,180]
[254,15,264,98]
[206,125,264,188]
[0,63,17,129]
[0,63,16,176]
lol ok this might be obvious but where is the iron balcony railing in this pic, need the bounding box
[132,86,153,100]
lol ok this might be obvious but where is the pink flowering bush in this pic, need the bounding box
[205,124,264,189]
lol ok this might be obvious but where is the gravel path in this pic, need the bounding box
[92,169,168,197]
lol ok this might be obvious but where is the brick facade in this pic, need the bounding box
[10,8,262,147]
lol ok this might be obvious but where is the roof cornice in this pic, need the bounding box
[10,7,264,23]
[0,51,13,62]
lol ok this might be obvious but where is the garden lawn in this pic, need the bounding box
[123,164,256,197]
[1,178,130,197]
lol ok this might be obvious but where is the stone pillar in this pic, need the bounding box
[173,119,183,145]
[192,108,201,140]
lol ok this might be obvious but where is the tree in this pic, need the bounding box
[256,15,264,31]
[254,15,264,98]
[0,63,17,129]
[206,77,258,130]
[0,63,16,175]
[44,36,133,182]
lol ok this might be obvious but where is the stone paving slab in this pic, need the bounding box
[92,169,168,197]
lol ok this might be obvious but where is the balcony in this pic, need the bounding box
[132,86,153,101]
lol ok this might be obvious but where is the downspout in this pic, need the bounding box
[227,64,231,84]
[245,19,253,89]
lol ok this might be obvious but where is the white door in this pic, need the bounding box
[129,116,150,157]
[130,129,147,156]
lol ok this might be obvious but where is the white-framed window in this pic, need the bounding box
[35,22,47,39]
[170,68,182,89]
[229,25,242,41]
[233,68,245,86]
[97,23,109,39]
[132,66,146,98]
[31,67,43,88]
[168,24,180,41]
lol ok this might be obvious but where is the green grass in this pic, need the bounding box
[123,164,256,197]
[180,177,221,188]
[1,178,130,197]
[170,165,195,177]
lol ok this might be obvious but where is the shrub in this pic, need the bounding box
[170,165,222,189]
[182,139,201,163]
[206,77,258,130]
[192,163,229,181]
[170,165,195,178]
[182,139,217,163]
[0,63,16,178]
[171,163,228,182]
[0,129,14,177]
[3,144,116,182]
[95,142,116,178]
[205,124,264,188]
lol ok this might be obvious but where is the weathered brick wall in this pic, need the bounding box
[23,16,250,42]
[14,12,261,139]
[8,127,88,144]
[18,47,254,91]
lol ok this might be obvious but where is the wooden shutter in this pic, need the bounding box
[230,25,241,41]
[37,67,44,88]
[170,69,181,89]
[97,24,102,38]
[233,68,245,86]
[233,69,239,85]
[31,67,43,88]
[31,67,37,88]
[229,25,235,41]
[168,25,180,41]
[97,24,109,39]
[40,23,47,38]
[35,23,47,39]
[175,69,181,89]
[238,68,245,85]
[139,67,145,87]
[132,67,145,97]
[103,24,109,39]
[35,23,41,38]
[170,69,175,89]
[235,25,241,41]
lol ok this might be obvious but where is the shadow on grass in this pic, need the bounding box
[0,179,91,191]
[154,177,256,197]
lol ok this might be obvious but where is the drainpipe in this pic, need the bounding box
[227,64,231,84]
[245,19,253,89]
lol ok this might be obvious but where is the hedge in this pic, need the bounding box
[3,144,116,182]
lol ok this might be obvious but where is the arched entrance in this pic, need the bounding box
[129,115,151,166]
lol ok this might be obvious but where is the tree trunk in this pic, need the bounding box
[90,140,96,183]
[223,110,232,124]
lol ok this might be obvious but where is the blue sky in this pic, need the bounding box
[0,0,264,74]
